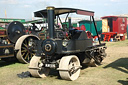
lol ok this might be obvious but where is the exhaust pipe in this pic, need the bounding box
[47,6,55,39]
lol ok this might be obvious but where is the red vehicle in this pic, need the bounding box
[101,16,127,41]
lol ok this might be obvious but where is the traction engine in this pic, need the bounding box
[0,21,43,63]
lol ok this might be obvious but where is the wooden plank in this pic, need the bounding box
[0,35,7,37]
[0,45,14,48]
[102,19,109,32]
[0,54,14,58]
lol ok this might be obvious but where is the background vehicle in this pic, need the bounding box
[0,19,46,63]
[28,6,107,80]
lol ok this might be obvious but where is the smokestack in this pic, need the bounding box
[47,6,55,39]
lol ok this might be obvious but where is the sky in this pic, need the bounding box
[0,0,127,20]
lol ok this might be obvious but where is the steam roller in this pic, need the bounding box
[6,21,40,63]
[28,6,107,81]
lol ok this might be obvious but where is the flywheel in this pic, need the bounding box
[7,21,25,43]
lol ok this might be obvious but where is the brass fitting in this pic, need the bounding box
[47,6,55,10]
[68,17,71,19]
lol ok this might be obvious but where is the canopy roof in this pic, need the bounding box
[101,16,127,19]
[25,19,46,24]
[34,7,94,18]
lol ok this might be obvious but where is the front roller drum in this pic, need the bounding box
[15,35,39,64]
[58,55,81,81]
[28,55,50,78]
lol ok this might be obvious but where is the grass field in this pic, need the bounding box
[0,40,128,85]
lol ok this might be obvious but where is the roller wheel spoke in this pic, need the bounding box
[21,49,27,53]
[21,47,27,50]
[20,38,36,63]
[23,43,28,48]
[24,53,29,60]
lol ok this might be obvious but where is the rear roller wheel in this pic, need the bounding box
[15,35,39,64]
[28,55,50,78]
[58,55,81,81]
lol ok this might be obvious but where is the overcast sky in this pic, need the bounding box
[0,0,127,20]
